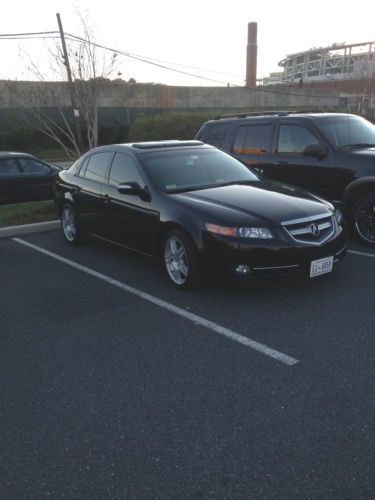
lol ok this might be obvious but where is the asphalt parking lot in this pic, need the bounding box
[1,230,374,498]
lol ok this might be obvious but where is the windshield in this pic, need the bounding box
[141,148,260,193]
[317,116,375,148]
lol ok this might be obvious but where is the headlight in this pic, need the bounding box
[334,208,343,225]
[206,223,274,239]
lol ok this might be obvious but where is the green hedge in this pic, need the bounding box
[127,111,218,142]
[7,108,369,153]
[0,112,216,151]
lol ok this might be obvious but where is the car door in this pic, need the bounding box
[17,157,56,200]
[101,152,159,255]
[74,151,113,235]
[229,122,273,173]
[0,157,23,202]
[266,122,337,198]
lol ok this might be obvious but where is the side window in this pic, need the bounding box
[197,123,231,147]
[0,158,21,174]
[278,125,319,155]
[108,153,143,186]
[84,152,112,183]
[18,158,51,174]
[77,157,90,177]
[68,158,84,175]
[233,125,271,155]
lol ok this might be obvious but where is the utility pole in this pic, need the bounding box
[56,12,84,152]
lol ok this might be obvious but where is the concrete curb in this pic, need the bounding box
[0,220,60,239]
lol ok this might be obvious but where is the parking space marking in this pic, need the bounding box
[13,237,299,367]
[348,249,375,259]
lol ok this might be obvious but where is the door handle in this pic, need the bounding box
[103,194,111,204]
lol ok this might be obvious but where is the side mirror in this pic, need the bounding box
[117,182,151,201]
[303,144,329,159]
[117,182,141,195]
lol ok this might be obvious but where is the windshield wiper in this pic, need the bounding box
[214,179,259,188]
[339,143,375,149]
[167,179,258,194]
[167,185,212,194]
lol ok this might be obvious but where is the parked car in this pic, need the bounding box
[0,152,61,204]
[54,140,346,290]
[195,112,375,246]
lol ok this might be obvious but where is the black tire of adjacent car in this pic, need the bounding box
[61,203,83,245]
[352,192,375,246]
[163,229,201,290]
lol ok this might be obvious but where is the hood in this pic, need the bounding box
[172,181,332,226]
[337,148,375,176]
[344,147,375,158]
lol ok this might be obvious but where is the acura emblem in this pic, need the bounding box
[310,223,320,237]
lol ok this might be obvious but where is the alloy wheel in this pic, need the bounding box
[164,236,189,285]
[62,205,77,243]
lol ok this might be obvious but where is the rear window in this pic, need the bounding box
[196,123,231,147]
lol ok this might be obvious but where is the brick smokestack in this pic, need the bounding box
[246,22,258,87]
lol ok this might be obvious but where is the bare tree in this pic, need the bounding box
[55,13,118,150]
[7,13,119,158]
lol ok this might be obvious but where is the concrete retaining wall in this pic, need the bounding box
[0,80,342,110]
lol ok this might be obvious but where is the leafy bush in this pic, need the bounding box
[127,111,217,142]
[99,124,129,145]
[0,127,34,150]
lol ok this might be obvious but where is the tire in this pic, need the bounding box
[352,192,375,246]
[163,229,201,290]
[61,203,82,245]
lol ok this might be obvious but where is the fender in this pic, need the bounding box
[159,215,204,253]
[156,197,206,256]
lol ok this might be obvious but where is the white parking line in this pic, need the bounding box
[348,249,375,259]
[13,237,299,367]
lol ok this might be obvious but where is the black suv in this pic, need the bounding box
[195,112,375,246]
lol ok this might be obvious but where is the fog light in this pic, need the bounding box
[235,264,251,275]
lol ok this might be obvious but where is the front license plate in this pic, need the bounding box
[310,256,334,278]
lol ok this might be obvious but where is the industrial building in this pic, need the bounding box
[260,41,375,90]
[279,41,375,83]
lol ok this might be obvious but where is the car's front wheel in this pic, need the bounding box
[352,192,375,246]
[61,203,82,245]
[163,229,201,290]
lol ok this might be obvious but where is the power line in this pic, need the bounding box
[64,33,340,100]
[0,29,341,100]
[0,31,59,37]
[0,36,61,40]
[65,32,245,81]
[0,30,243,79]
[118,54,244,78]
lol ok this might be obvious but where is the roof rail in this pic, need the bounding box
[132,140,204,150]
[287,110,330,114]
[216,111,290,119]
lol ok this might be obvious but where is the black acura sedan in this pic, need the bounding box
[0,152,61,204]
[54,141,347,290]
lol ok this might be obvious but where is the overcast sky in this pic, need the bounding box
[1,0,374,85]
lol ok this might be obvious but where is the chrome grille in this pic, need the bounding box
[281,213,335,245]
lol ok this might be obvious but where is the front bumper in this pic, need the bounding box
[201,228,347,279]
